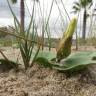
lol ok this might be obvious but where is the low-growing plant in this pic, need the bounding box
[0,0,95,75]
[31,18,96,74]
[2,0,54,70]
[7,0,40,70]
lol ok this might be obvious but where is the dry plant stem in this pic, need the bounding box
[0,49,19,68]
[0,50,18,69]
[0,29,37,44]
[0,29,49,47]
[0,50,9,61]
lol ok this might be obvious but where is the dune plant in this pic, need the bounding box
[32,18,96,73]
[34,51,96,72]
[0,0,95,74]
[6,0,40,70]
[5,0,55,70]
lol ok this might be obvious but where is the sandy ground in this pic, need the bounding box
[0,46,96,96]
[0,64,96,96]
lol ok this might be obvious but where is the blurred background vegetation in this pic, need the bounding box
[0,0,96,48]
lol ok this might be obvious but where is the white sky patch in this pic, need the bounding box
[0,0,95,25]
[0,18,14,26]
[25,0,74,19]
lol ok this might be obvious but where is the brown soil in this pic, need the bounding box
[0,46,96,96]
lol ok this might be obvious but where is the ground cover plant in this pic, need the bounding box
[0,0,56,71]
[33,18,96,74]
[0,12,95,75]
[0,0,95,76]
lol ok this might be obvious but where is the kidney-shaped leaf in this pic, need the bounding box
[53,51,96,72]
[36,51,56,61]
[34,51,96,72]
[34,51,56,68]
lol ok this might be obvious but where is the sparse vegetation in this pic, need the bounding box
[0,0,96,96]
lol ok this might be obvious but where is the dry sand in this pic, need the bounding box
[0,64,96,96]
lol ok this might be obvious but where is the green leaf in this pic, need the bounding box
[33,51,56,68]
[36,51,56,61]
[53,51,96,72]
[34,51,96,72]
